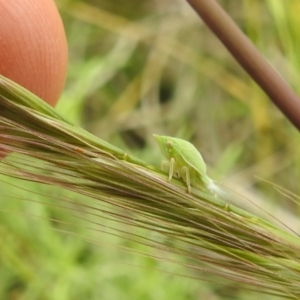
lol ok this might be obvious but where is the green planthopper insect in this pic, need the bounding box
[153,134,223,195]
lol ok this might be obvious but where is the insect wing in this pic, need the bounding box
[171,138,207,176]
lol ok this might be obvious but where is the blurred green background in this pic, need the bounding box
[1,0,300,299]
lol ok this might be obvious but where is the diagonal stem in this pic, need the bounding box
[186,0,300,131]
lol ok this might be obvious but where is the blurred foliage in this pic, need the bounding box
[58,0,300,200]
[1,0,300,299]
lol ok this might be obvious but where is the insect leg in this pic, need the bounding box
[168,157,176,181]
[181,166,191,193]
[161,159,175,181]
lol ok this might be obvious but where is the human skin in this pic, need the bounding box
[0,0,68,106]
[0,0,68,157]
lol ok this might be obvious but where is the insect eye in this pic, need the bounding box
[166,141,173,148]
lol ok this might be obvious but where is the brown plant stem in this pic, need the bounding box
[186,0,300,131]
